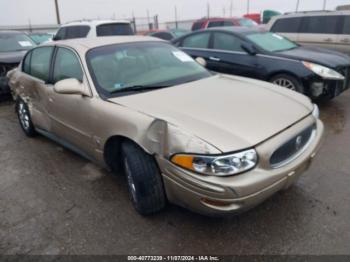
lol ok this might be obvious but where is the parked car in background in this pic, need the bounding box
[267,11,350,54]
[172,27,350,101]
[53,20,134,41]
[28,32,54,45]
[8,36,323,216]
[146,29,189,41]
[0,31,35,100]
[191,17,257,31]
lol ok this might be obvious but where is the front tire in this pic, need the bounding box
[16,99,36,137]
[270,74,304,94]
[121,141,166,215]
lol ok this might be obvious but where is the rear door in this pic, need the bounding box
[298,15,341,49]
[270,17,301,42]
[337,15,350,54]
[19,46,54,131]
[177,31,212,62]
[208,32,262,78]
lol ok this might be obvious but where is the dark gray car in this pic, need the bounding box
[0,31,35,100]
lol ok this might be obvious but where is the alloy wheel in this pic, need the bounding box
[18,102,30,130]
[273,78,297,91]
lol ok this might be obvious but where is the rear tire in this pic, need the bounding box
[16,99,36,137]
[121,141,166,215]
[270,74,304,94]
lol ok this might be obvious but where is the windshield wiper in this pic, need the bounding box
[110,85,170,94]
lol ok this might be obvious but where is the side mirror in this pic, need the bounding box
[195,57,207,67]
[241,43,257,56]
[54,78,88,96]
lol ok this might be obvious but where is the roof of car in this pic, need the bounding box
[205,26,265,35]
[277,10,350,18]
[43,36,164,51]
[61,19,131,27]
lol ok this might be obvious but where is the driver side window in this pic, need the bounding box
[53,48,83,83]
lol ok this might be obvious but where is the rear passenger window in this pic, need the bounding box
[182,33,210,48]
[54,28,66,40]
[30,47,54,82]
[271,17,301,33]
[213,32,244,52]
[224,21,234,26]
[152,32,173,41]
[208,21,224,28]
[342,16,350,34]
[96,23,133,36]
[192,22,204,31]
[53,48,83,83]
[300,16,339,34]
[65,26,90,39]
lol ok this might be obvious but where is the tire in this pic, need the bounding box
[121,141,166,215]
[270,74,304,94]
[16,99,36,137]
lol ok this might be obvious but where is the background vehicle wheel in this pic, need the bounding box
[121,141,166,215]
[270,74,304,94]
[16,99,36,137]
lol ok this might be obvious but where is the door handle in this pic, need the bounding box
[341,38,350,43]
[209,56,221,62]
[324,38,333,42]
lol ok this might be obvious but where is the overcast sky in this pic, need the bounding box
[0,0,349,25]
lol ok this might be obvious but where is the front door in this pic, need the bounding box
[48,47,94,155]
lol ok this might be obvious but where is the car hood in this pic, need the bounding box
[274,46,350,68]
[108,75,313,152]
[0,50,27,64]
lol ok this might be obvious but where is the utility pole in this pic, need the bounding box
[207,2,210,18]
[296,0,300,12]
[175,6,178,29]
[54,0,61,25]
[230,0,233,17]
[247,0,250,14]
[323,0,327,10]
[223,7,226,17]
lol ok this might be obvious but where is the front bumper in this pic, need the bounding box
[157,116,324,216]
[305,75,349,101]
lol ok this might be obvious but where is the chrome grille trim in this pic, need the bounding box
[270,125,316,169]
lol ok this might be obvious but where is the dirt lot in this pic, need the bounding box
[1,92,350,255]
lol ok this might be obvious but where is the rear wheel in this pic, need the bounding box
[270,74,304,94]
[121,141,166,215]
[16,99,36,137]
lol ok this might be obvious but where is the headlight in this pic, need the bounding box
[312,104,320,119]
[171,149,258,176]
[302,61,344,80]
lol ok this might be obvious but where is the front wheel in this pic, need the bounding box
[121,141,166,215]
[270,74,304,94]
[16,99,36,137]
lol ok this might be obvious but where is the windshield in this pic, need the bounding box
[86,42,211,97]
[96,23,134,36]
[247,32,298,52]
[29,34,52,44]
[0,33,36,52]
[239,19,258,27]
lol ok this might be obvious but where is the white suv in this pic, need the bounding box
[53,20,134,40]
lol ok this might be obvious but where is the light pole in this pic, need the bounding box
[323,0,327,10]
[296,0,300,12]
[175,6,178,29]
[54,0,61,25]
[230,0,233,17]
[247,0,250,14]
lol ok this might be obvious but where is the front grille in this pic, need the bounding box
[0,63,18,77]
[270,125,316,168]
